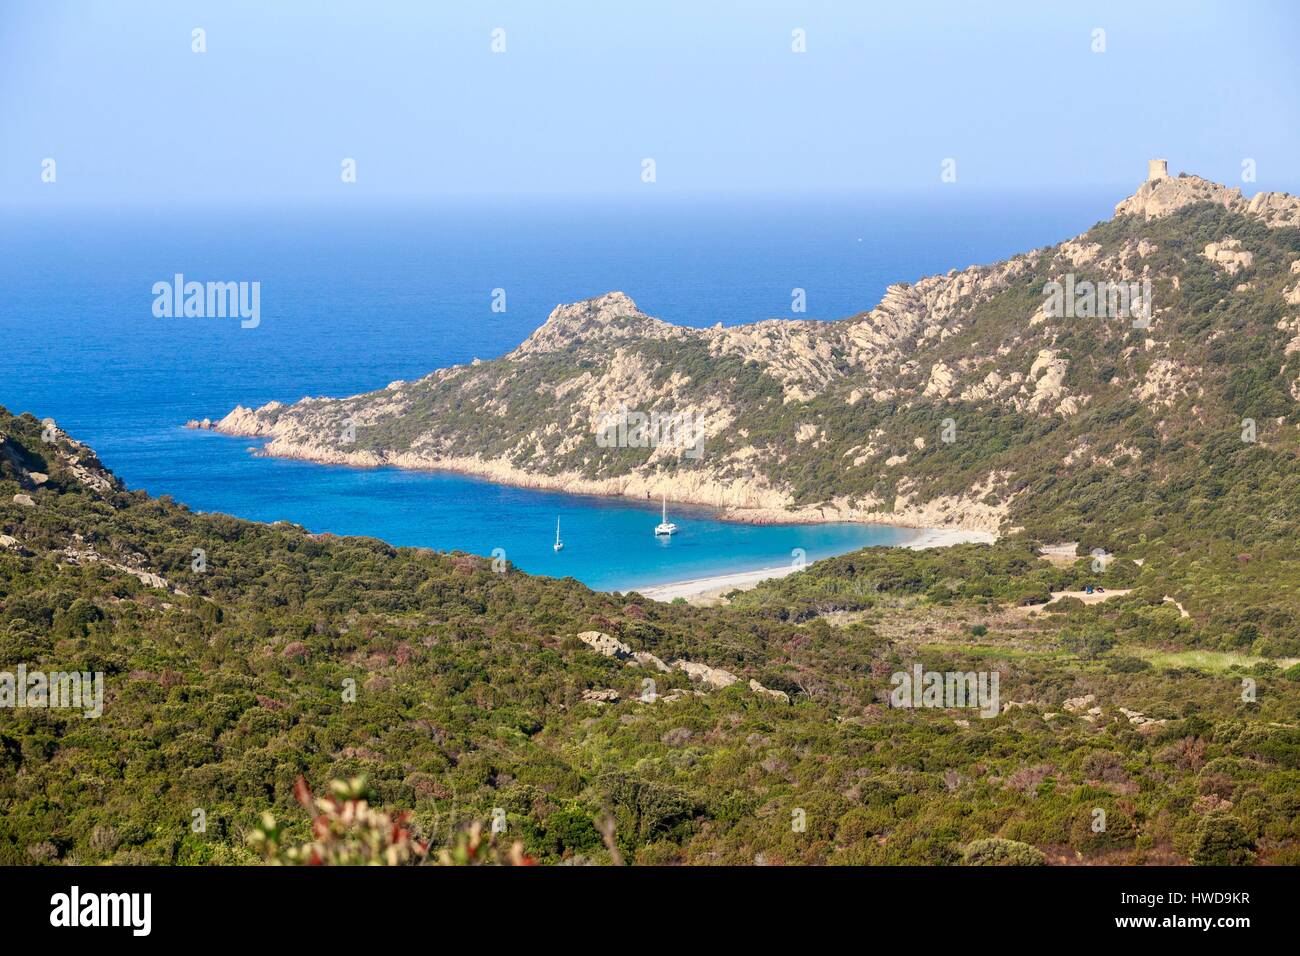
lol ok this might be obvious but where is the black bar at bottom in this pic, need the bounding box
[0,865,1277,943]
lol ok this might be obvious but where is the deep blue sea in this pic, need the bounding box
[0,192,1115,590]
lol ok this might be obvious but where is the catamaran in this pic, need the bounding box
[553,517,564,551]
[654,494,678,536]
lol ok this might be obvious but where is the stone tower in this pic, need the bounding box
[1148,159,1169,181]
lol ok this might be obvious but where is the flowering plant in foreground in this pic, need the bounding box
[248,776,533,866]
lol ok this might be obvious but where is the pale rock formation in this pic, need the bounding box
[1063,694,1096,713]
[1202,239,1254,275]
[2,422,119,500]
[847,442,881,468]
[1001,700,1037,713]
[1134,359,1198,408]
[515,292,672,355]
[1247,190,1300,228]
[1060,240,1102,267]
[1096,443,1142,467]
[885,472,1013,534]
[1118,706,1166,727]
[960,370,1016,402]
[1115,166,1300,229]
[1277,317,1300,356]
[202,402,286,437]
[574,633,776,701]
[60,542,179,593]
[922,362,956,397]
[841,257,1031,382]
[1021,349,1070,414]
[1116,172,1245,221]
[655,689,706,704]
[577,631,633,660]
[749,679,790,703]
[706,320,841,403]
[632,650,671,673]
[64,457,117,493]
[1057,396,1083,416]
[671,659,739,691]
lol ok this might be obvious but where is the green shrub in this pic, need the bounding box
[1189,815,1255,866]
[960,838,1046,866]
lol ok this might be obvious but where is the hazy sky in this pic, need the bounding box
[2,0,1297,203]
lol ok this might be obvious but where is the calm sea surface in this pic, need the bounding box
[0,192,1114,589]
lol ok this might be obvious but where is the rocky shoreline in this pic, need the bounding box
[184,168,1300,550]
[186,417,1008,536]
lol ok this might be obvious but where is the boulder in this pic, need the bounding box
[1063,693,1096,713]
[1202,239,1254,275]
[672,659,739,690]
[577,631,632,660]
[748,679,790,703]
[632,650,671,672]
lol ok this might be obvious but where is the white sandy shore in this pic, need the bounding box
[632,565,803,602]
[627,527,996,602]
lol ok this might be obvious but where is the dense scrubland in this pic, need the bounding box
[3,405,1299,866]
[7,178,1300,865]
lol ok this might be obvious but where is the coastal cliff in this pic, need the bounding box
[193,168,1300,545]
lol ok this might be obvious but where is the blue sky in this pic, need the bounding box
[1,0,1297,203]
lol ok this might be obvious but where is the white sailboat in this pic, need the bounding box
[654,494,678,536]
[553,517,564,551]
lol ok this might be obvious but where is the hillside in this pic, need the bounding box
[196,167,1300,550]
[3,407,1300,866]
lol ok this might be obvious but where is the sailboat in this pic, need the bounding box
[553,517,564,552]
[654,494,678,536]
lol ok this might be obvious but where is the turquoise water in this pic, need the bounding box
[175,431,915,591]
[0,193,1114,590]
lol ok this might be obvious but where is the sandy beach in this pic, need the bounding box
[628,527,996,603]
